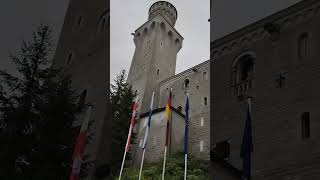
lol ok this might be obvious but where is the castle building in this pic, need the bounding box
[128,1,210,165]
[53,0,110,179]
[211,0,320,179]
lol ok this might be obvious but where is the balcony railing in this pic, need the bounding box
[232,79,253,96]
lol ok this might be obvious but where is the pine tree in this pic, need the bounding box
[110,70,136,177]
[0,24,79,179]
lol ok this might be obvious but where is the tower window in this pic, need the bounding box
[75,16,84,30]
[302,112,310,139]
[232,54,255,96]
[184,79,190,89]
[160,41,163,47]
[200,141,204,152]
[203,71,208,80]
[66,53,74,65]
[97,11,109,33]
[156,69,159,75]
[298,32,308,59]
[200,117,204,127]
[204,97,207,106]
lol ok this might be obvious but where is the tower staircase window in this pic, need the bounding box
[298,32,308,59]
[184,79,190,89]
[203,71,208,80]
[302,112,310,139]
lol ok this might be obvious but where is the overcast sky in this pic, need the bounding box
[110,0,210,82]
[0,0,303,81]
[0,0,69,75]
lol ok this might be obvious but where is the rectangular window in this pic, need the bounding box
[200,141,204,152]
[200,117,204,127]
[302,112,310,139]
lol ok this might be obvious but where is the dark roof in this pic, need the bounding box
[139,106,185,119]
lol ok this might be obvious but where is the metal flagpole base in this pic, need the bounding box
[118,149,127,180]
[138,149,146,180]
[162,146,168,180]
[184,154,187,180]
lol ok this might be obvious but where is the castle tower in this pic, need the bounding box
[127,1,183,113]
[53,0,110,179]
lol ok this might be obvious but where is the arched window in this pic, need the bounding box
[204,97,208,106]
[157,69,160,75]
[66,52,74,65]
[74,16,84,30]
[232,53,255,95]
[203,72,208,80]
[298,32,308,59]
[184,79,190,89]
[97,11,109,33]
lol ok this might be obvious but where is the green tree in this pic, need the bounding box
[110,70,136,177]
[0,24,79,179]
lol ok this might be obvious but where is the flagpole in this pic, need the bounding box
[138,148,146,180]
[248,96,252,113]
[184,93,189,180]
[119,96,139,180]
[169,88,173,154]
[161,146,167,180]
[162,88,172,180]
[138,92,155,180]
[184,153,187,180]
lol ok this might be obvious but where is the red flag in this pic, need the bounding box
[70,106,92,180]
[125,97,139,152]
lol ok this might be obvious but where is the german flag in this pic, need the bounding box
[164,89,172,146]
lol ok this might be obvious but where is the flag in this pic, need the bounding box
[126,97,139,152]
[240,101,253,180]
[184,94,189,155]
[142,92,155,149]
[70,106,92,180]
[164,90,172,146]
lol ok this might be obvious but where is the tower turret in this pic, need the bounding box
[148,1,178,26]
[127,1,183,113]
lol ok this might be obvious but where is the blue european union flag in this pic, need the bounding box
[184,95,189,155]
[240,104,253,180]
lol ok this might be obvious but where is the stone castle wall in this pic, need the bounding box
[159,60,210,160]
[211,0,320,179]
[52,0,109,178]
